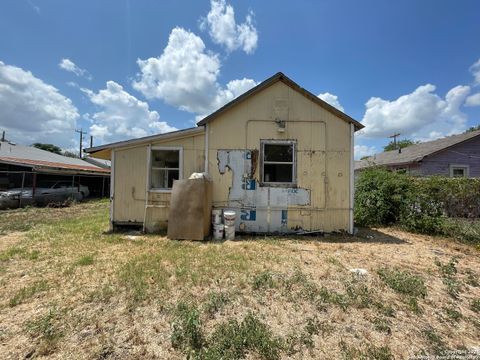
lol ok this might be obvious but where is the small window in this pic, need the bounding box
[449,164,469,178]
[261,140,296,185]
[150,148,181,190]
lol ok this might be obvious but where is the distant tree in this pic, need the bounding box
[32,143,62,155]
[465,124,480,133]
[63,151,79,158]
[383,139,418,152]
[360,155,370,160]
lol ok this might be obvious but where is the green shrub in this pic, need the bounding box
[354,168,411,226]
[354,169,480,244]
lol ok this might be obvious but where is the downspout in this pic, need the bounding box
[349,123,355,234]
[204,124,209,174]
[143,144,151,233]
[110,149,115,231]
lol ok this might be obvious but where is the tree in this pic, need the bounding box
[465,124,480,133]
[63,151,79,158]
[32,143,62,155]
[383,139,418,152]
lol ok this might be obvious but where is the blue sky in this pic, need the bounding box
[1,0,480,158]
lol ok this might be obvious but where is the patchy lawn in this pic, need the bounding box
[0,200,479,359]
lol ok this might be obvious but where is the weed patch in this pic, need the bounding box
[435,257,461,299]
[203,291,231,317]
[75,254,94,266]
[470,298,480,313]
[339,340,393,360]
[378,267,427,298]
[26,307,63,356]
[9,280,49,307]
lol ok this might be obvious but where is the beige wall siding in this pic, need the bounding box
[112,81,353,233]
[207,81,352,232]
[112,133,205,228]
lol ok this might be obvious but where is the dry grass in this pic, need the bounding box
[0,200,479,359]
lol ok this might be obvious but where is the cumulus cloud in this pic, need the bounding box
[200,0,258,54]
[133,27,257,116]
[59,58,91,80]
[354,144,377,160]
[0,60,79,147]
[359,84,471,141]
[318,92,344,112]
[82,81,177,143]
[470,58,480,85]
[466,93,480,107]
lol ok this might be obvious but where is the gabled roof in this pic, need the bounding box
[355,129,480,170]
[0,141,109,175]
[197,72,364,131]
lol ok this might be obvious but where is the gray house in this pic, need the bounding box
[355,129,480,177]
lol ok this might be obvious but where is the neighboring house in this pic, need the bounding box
[86,72,364,234]
[355,129,480,177]
[0,140,110,197]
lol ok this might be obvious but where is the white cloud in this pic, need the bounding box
[466,93,480,107]
[133,27,257,116]
[318,92,344,112]
[358,84,471,141]
[59,58,91,80]
[200,0,258,54]
[470,58,480,85]
[354,144,377,160]
[83,81,177,143]
[0,60,79,148]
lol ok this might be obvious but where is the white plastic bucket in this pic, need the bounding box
[213,223,224,240]
[224,224,235,240]
[223,210,236,226]
[212,209,222,225]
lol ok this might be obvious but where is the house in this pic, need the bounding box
[85,72,364,234]
[0,140,110,197]
[355,129,480,177]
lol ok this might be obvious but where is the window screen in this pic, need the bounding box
[150,149,180,189]
[452,168,466,178]
[261,141,295,184]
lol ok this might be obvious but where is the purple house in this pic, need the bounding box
[355,129,480,177]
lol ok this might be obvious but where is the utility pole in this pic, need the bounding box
[389,133,401,150]
[75,128,87,158]
[90,135,93,148]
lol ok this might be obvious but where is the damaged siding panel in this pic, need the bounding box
[208,80,352,233]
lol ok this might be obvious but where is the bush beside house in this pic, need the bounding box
[354,168,480,245]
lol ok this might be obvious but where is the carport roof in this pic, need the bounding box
[0,141,110,175]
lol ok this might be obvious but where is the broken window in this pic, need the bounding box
[150,148,181,190]
[261,140,296,185]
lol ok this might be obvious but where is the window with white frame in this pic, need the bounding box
[260,140,296,185]
[449,164,469,178]
[150,148,182,190]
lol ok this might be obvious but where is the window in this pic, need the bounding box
[449,164,469,178]
[260,140,296,185]
[150,147,182,190]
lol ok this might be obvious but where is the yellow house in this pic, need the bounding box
[86,72,364,234]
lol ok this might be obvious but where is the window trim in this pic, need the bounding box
[260,140,297,187]
[148,146,183,192]
[449,164,469,178]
